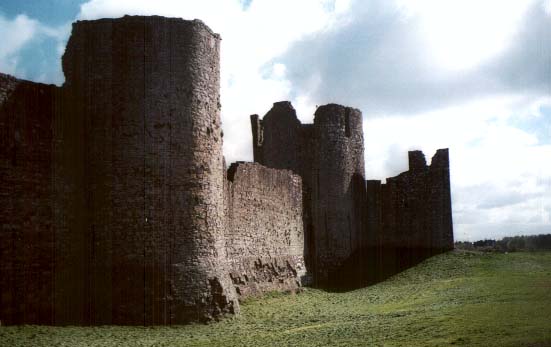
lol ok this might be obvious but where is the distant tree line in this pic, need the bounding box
[455,234,551,252]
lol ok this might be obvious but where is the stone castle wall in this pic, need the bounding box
[0,16,307,325]
[56,16,238,325]
[311,104,365,284]
[0,15,453,326]
[251,102,454,287]
[225,162,305,297]
[251,102,366,285]
[0,74,56,324]
[362,150,454,280]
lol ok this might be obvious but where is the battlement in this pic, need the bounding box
[268,100,297,114]
[430,148,450,169]
[364,149,454,280]
[408,150,427,171]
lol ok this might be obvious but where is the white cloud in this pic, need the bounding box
[544,0,551,14]
[397,0,534,71]
[0,14,39,74]
[0,13,69,83]
[363,95,551,241]
[268,0,551,241]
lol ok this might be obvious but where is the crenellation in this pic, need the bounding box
[429,148,453,253]
[250,114,264,163]
[360,149,455,279]
[408,150,427,171]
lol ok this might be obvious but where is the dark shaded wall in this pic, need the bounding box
[366,150,454,279]
[429,150,454,252]
[0,74,56,325]
[225,162,305,297]
[311,105,365,284]
[251,102,366,286]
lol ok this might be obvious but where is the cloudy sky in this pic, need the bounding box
[1,0,550,241]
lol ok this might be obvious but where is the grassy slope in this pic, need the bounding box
[1,251,550,347]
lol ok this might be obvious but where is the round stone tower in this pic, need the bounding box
[312,104,365,285]
[59,15,238,324]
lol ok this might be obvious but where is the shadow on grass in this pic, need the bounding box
[314,246,452,293]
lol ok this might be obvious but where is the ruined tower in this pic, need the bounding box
[251,102,366,285]
[59,16,238,324]
[251,102,454,286]
[311,105,365,284]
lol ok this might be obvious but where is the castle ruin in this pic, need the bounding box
[251,102,453,286]
[0,16,453,325]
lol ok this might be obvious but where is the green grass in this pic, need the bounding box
[2,250,551,346]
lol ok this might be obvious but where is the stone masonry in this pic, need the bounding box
[0,74,56,324]
[251,102,366,285]
[365,149,454,281]
[252,102,454,287]
[225,162,306,297]
[2,16,244,325]
[58,16,238,325]
[0,15,453,325]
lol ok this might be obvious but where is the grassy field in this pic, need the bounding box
[1,250,550,346]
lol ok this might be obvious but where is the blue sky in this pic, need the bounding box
[0,1,78,83]
[0,0,81,25]
[1,0,550,241]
